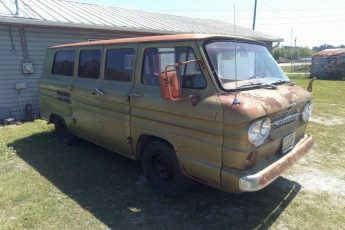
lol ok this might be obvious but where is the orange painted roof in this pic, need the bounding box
[313,48,345,58]
[51,34,254,48]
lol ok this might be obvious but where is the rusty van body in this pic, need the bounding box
[39,34,313,195]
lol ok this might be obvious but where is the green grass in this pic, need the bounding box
[1,78,345,229]
[287,72,310,79]
[280,64,310,73]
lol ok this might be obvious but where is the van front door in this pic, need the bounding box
[130,43,223,187]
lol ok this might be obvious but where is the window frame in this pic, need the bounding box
[141,46,207,89]
[104,48,136,82]
[51,50,75,76]
[78,49,102,79]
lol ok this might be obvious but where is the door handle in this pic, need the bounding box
[127,92,143,101]
[93,88,104,95]
[128,92,143,97]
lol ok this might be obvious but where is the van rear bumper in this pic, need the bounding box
[221,134,314,192]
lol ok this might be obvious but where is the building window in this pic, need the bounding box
[52,50,75,76]
[142,47,206,88]
[78,50,101,79]
[105,48,135,81]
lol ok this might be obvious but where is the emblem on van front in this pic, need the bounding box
[287,100,305,109]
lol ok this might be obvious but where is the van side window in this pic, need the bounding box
[52,50,75,76]
[142,47,206,88]
[78,50,101,79]
[105,48,135,82]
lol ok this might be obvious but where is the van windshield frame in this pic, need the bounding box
[203,40,290,91]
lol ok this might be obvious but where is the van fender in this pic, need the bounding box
[48,113,73,127]
[134,131,182,162]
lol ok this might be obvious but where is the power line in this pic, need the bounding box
[260,0,303,24]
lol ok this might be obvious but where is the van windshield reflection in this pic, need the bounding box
[205,41,289,90]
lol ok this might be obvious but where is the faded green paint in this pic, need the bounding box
[39,34,313,193]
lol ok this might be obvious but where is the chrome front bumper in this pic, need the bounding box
[220,134,314,193]
[238,134,314,192]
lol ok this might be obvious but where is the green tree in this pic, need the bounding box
[273,46,313,61]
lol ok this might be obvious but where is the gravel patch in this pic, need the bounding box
[309,116,345,126]
[287,168,345,195]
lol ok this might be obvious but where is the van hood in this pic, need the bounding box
[218,84,312,125]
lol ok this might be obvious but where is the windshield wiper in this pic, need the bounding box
[271,80,294,85]
[237,82,277,89]
[247,74,266,80]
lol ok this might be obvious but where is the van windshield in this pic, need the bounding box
[205,41,289,90]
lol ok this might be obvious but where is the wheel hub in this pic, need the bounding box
[155,155,173,180]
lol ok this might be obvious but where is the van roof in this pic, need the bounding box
[51,34,257,48]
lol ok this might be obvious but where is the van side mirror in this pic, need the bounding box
[159,60,201,101]
[159,69,182,100]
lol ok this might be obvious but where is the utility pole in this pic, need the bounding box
[294,36,297,60]
[290,28,293,71]
[252,0,258,30]
[294,37,297,48]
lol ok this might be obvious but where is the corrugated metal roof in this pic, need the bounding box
[313,48,345,58]
[0,0,283,42]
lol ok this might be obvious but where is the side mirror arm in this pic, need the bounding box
[307,77,316,92]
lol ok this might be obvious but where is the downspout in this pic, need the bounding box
[17,25,31,119]
[8,25,16,52]
[18,26,30,63]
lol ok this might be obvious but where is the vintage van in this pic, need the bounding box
[39,34,314,196]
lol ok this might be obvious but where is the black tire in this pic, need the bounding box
[54,118,75,145]
[141,141,190,197]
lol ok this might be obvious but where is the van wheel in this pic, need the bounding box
[141,141,190,197]
[54,118,74,145]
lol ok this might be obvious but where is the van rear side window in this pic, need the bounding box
[105,48,135,82]
[52,50,75,76]
[78,50,101,79]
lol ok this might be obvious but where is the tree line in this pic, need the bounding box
[272,44,345,61]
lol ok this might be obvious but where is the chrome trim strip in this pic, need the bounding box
[271,112,300,129]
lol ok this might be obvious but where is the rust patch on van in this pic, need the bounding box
[264,97,282,108]
[219,85,310,115]
[281,85,308,104]
[217,84,312,125]
[218,93,266,120]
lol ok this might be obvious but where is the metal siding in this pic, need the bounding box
[0,24,145,120]
[0,25,27,119]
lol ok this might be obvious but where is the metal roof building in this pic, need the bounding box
[311,48,345,80]
[0,0,283,121]
[0,0,282,42]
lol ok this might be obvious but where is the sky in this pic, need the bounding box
[77,0,345,48]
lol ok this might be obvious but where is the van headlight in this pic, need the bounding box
[302,101,313,122]
[248,118,271,147]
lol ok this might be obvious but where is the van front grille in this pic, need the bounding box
[271,108,300,130]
